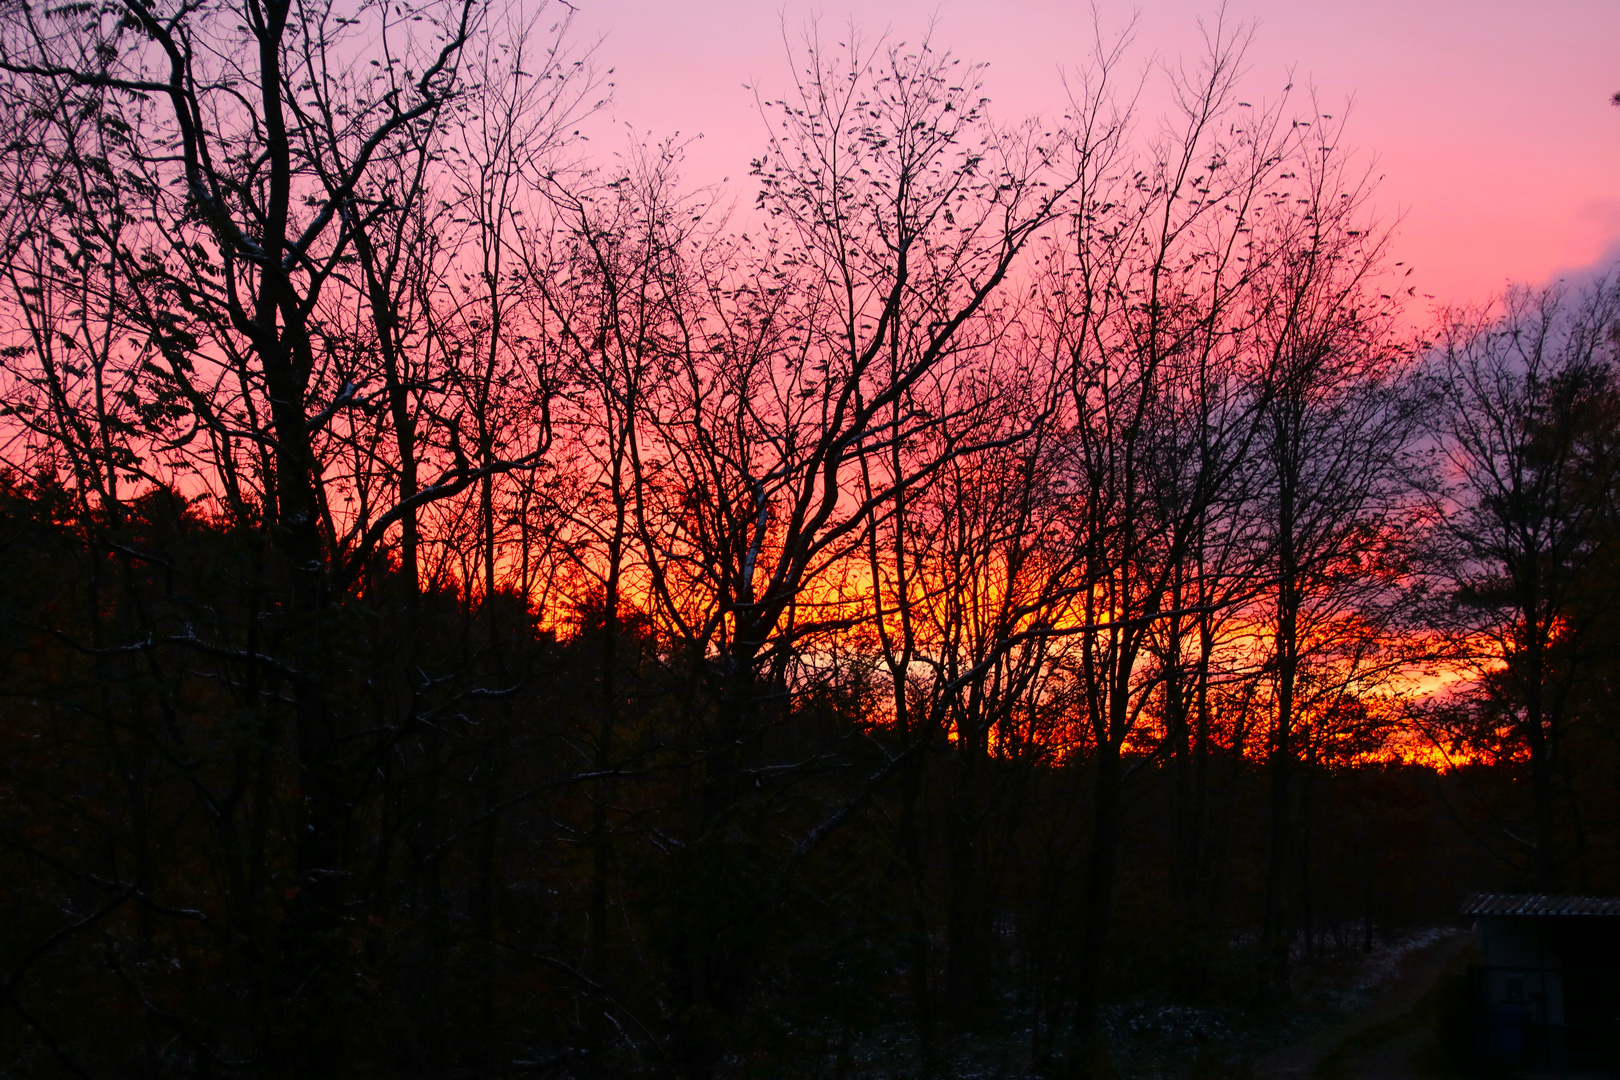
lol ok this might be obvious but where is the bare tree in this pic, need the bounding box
[0,0,594,1067]
[570,28,1092,1076]
[854,301,1087,1067]
[1028,21,1404,1059]
[1418,278,1620,889]
[1240,105,1416,990]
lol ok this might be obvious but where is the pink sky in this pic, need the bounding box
[569,0,1620,315]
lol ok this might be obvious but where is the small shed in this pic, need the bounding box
[1462,892,1620,1070]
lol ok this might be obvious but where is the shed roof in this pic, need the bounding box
[1463,893,1620,918]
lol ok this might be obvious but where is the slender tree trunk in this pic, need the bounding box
[899,754,938,1079]
[1263,444,1300,997]
[1262,618,1297,997]
[1072,735,1122,1076]
[1521,645,1558,889]
[587,530,623,1077]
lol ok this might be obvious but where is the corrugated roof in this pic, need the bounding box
[1462,893,1620,918]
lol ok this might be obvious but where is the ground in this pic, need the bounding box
[1255,929,1473,1080]
[1252,930,1611,1080]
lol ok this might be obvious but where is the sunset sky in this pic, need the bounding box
[570,0,1620,317]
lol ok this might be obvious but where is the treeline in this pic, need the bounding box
[0,2,1616,1077]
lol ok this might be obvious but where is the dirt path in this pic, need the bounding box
[1254,930,1473,1080]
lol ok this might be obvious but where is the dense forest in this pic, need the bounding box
[0,1,1617,1076]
